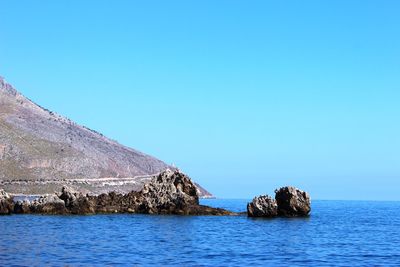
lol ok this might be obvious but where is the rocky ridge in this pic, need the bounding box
[5,169,232,216]
[3,173,312,218]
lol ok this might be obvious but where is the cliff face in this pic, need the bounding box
[0,77,213,197]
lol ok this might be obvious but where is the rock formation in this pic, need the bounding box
[2,170,233,216]
[13,199,31,214]
[29,194,67,214]
[247,186,311,218]
[275,186,311,217]
[132,169,229,215]
[0,189,13,215]
[135,169,198,214]
[247,195,278,217]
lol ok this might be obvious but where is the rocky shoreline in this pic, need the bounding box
[1,170,233,216]
[1,169,310,217]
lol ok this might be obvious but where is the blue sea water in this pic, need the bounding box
[1,200,400,266]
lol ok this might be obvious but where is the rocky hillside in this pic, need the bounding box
[0,77,213,198]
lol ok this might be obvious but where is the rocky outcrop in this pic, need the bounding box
[275,186,311,217]
[247,186,311,218]
[0,189,13,215]
[29,194,67,214]
[13,200,31,214]
[247,195,278,217]
[58,186,95,214]
[3,170,234,216]
[135,169,198,214]
[93,191,130,213]
[131,169,231,215]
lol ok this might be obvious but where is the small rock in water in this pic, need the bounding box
[275,186,311,217]
[247,195,278,217]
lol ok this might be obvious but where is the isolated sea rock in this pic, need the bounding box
[0,189,13,215]
[247,195,278,217]
[275,186,311,217]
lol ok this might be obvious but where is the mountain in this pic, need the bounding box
[0,77,213,198]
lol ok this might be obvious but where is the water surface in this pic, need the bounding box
[1,200,399,266]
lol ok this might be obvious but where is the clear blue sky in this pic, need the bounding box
[1,1,399,200]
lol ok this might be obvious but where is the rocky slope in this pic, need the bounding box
[0,77,213,197]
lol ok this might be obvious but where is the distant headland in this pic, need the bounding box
[0,76,310,218]
[0,76,212,198]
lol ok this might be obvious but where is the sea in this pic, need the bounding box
[1,199,399,266]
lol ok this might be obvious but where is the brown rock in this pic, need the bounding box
[247,195,278,217]
[0,189,13,215]
[93,192,127,213]
[275,186,311,217]
[58,186,95,214]
[185,205,235,216]
[14,200,31,214]
[136,169,199,214]
[29,194,67,215]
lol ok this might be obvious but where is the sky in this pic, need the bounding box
[1,0,399,200]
